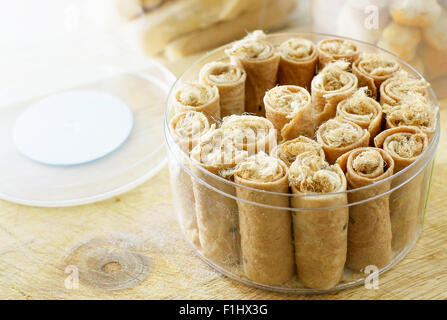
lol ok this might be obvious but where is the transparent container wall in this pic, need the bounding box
[311,0,447,96]
[104,0,301,61]
[164,33,440,293]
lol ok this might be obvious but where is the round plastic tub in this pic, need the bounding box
[164,33,440,294]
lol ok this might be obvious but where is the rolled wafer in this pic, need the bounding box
[263,85,313,141]
[277,38,318,90]
[317,38,360,69]
[374,126,429,251]
[190,129,248,266]
[316,118,370,164]
[336,87,383,143]
[379,70,429,106]
[169,111,215,247]
[337,147,395,271]
[382,93,438,140]
[172,81,220,121]
[225,30,280,116]
[352,54,401,100]
[230,153,294,285]
[311,61,358,129]
[289,152,348,290]
[271,136,325,167]
[221,114,277,155]
[199,62,246,117]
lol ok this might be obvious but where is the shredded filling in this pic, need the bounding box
[386,134,425,159]
[233,152,286,182]
[358,53,399,76]
[383,71,429,103]
[202,62,243,84]
[278,137,324,165]
[338,88,380,123]
[320,39,357,56]
[314,60,353,92]
[280,38,314,61]
[289,153,343,193]
[320,119,364,148]
[265,86,309,114]
[352,149,384,176]
[176,82,214,107]
[173,111,209,139]
[225,30,272,59]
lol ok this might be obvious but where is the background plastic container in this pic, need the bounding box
[164,33,440,293]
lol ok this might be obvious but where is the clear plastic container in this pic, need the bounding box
[164,33,440,293]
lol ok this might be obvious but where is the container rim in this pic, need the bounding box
[164,31,440,211]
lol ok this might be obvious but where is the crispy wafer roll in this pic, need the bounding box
[169,111,215,247]
[271,136,325,167]
[225,30,280,116]
[277,38,318,90]
[190,129,248,265]
[263,85,313,141]
[173,81,220,121]
[221,114,277,154]
[311,61,358,129]
[316,118,370,164]
[382,93,438,139]
[337,147,395,271]
[229,153,294,285]
[379,70,429,106]
[374,126,429,251]
[317,38,360,69]
[289,152,348,290]
[336,87,383,142]
[352,54,401,100]
[199,61,246,117]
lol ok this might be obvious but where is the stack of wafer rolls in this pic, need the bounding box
[199,61,246,117]
[168,111,215,247]
[316,118,370,164]
[336,88,383,142]
[277,38,318,90]
[221,114,277,155]
[225,31,280,116]
[289,152,348,290]
[263,85,313,141]
[337,147,395,271]
[382,93,438,140]
[173,81,221,121]
[374,126,429,251]
[230,153,294,285]
[271,136,325,168]
[311,61,358,129]
[380,70,429,105]
[317,38,360,69]
[352,53,401,100]
[190,129,248,265]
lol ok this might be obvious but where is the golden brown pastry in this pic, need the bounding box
[316,118,370,164]
[382,93,438,140]
[336,88,383,142]
[220,114,277,154]
[374,126,429,251]
[317,38,360,69]
[337,147,395,272]
[190,129,248,266]
[271,136,325,167]
[311,60,358,129]
[277,38,318,90]
[172,82,221,121]
[225,30,280,116]
[263,85,313,141]
[230,153,295,285]
[352,53,401,100]
[289,152,348,290]
[377,22,421,61]
[390,0,441,27]
[199,61,246,117]
[380,70,429,106]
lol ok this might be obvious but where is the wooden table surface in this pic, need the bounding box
[1,54,446,300]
